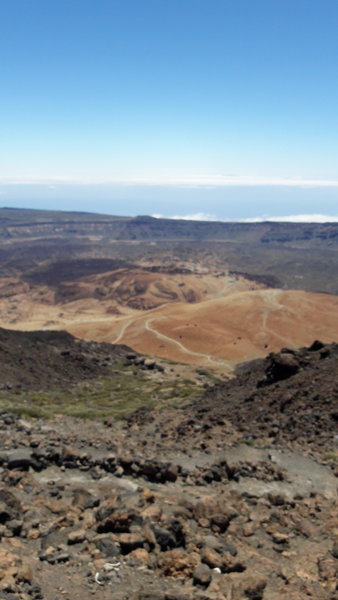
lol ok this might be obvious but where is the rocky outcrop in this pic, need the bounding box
[0,327,133,390]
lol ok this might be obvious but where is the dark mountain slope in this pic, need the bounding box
[1,207,338,246]
[197,341,338,454]
[0,327,131,390]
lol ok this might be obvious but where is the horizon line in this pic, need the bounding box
[1,175,338,188]
[1,205,338,224]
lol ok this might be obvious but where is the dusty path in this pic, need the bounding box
[110,302,172,345]
[145,317,232,370]
[260,289,298,348]
[64,287,338,374]
[111,316,134,344]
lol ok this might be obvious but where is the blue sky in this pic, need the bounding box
[1,0,338,220]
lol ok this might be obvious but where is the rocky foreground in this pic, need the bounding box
[0,341,337,600]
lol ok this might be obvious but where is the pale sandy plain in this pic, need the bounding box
[1,269,338,375]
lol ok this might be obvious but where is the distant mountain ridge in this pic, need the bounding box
[0,207,338,246]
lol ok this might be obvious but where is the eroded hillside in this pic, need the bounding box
[68,288,338,372]
[0,207,338,372]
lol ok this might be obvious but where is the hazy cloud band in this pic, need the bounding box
[1,175,338,188]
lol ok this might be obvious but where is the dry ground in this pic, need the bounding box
[67,288,338,372]
[1,266,338,373]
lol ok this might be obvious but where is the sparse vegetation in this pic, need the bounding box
[0,358,205,420]
[325,453,337,461]
[238,438,255,447]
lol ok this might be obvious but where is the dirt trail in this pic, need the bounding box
[111,316,134,344]
[63,288,338,373]
[145,317,232,370]
[260,289,298,348]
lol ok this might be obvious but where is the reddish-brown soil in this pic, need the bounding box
[1,266,338,373]
[67,289,338,372]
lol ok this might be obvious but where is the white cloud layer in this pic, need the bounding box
[241,214,338,223]
[131,175,338,188]
[153,213,338,223]
[2,174,338,188]
[152,212,217,221]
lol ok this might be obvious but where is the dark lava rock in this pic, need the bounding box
[118,532,147,554]
[6,450,41,471]
[153,526,177,551]
[193,563,212,587]
[199,341,338,450]
[0,488,21,521]
[95,537,120,557]
[260,351,301,386]
[72,487,98,509]
[0,327,134,390]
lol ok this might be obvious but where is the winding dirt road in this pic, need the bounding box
[260,289,298,348]
[144,317,232,370]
